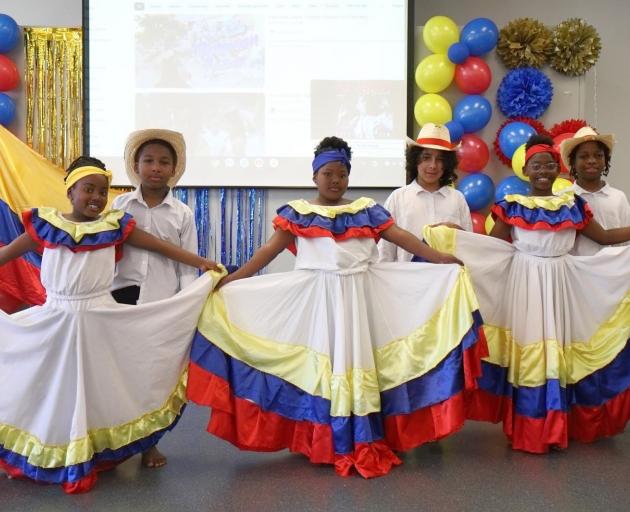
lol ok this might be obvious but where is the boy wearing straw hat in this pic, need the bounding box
[111,129,198,467]
[559,126,630,255]
[378,123,472,262]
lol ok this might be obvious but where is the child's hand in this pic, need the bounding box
[215,274,234,291]
[435,252,464,266]
[199,259,221,272]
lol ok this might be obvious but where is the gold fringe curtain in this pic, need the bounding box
[23,28,82,169]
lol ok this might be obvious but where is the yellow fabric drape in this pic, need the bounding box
[23,27,83,169]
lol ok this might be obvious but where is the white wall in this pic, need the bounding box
[414,0,630,195]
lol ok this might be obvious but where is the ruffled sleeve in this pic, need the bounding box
[272,197,394,254]
[491,193,592,232]
[23,207,136,261]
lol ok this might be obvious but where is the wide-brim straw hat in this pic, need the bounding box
[124,129,186,187]
[406,122,458,151]
[559,126,615,169]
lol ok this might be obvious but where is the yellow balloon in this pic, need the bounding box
[485,213,495,235]
[511,144,529,182]
[414,94,452,126]
[423,16,460,54]
[553,177,574,194]
[415,54,455,93]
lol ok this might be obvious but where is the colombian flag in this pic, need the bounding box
[0,126,119,310]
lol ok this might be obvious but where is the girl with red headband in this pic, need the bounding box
[424,134,630,454]
[187,135,490,479]
[378,123,472,262]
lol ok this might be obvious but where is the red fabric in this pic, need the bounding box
[467,384,630,453]
[569,385,630,442]
[0,254,45,306]
[491,203,591,232]
[272,216,394,255]
[188,363,406,477]
[415,137,456,150]
[525,144,560,164]
[188,340,487,477]
[22,210,137,259]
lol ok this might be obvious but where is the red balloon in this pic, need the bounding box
[553,132,574,174]
[0,55,19,91]
[454,57,491,94]
[456,133,489,172]
[470,212,486,234]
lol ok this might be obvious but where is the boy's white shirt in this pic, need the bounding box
[569,182,630,255]
[112,187,199,303]
[378,180,473,262]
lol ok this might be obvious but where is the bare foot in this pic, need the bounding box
[141,446,167,468]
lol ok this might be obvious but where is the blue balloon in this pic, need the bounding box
[447,42,469,64]
[445,120,464,143]
[0,93,15,126]
[461,18,498,56]
[498,122,537,159]
[495,175,531,202]
[0,15,19,53]
[457,173,495,211]
[453,95,492,133]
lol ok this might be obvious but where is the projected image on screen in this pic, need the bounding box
[86,1,407,187]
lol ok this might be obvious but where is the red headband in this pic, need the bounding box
[525,144,560,164]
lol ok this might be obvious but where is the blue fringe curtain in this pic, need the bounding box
[173,187,267,269]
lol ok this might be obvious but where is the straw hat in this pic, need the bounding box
[406,123,458,151]
[559,126,614,170]
[124,129,186,187]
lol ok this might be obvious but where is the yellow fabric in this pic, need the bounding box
[64,166,113,190]
[287,197,375,218]
[502,192,575,211]
[197,268,479,416]
[36,207,127,243]
[0,126,121,216]
[422,224,458,255]
[0,372,187,469]
[483,291,630,388]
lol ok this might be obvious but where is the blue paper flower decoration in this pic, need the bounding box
[496,67,553,119]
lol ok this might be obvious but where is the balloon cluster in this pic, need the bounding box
[416,16,498,145]
[416,17,500,228]
[0,14,20,126]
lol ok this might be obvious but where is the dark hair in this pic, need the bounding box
[314,136,352,159]
[405,145,458,186]
[65,156,107,183]
[135,139,177,166]
[568,140,611,178]
[524,134,554,151]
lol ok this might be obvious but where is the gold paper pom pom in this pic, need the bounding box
[550,18,601,76]
[497,18,553,69]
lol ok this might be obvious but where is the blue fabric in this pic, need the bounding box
[494,194,589,229]
[0,199,40,267]
[28,209,134,250]
[0,411,183,484]
[275,202,392,235]
[312,149,351,174]
[476,336,630,418]
[190,310,483,453]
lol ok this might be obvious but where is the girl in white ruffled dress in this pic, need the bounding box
[0,157,222,493]
[188,137,488,478]
[424,135,630,453]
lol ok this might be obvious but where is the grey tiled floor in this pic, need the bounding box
[2,404,630,512]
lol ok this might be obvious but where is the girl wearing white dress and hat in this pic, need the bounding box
[559,126,630,255]
[378,123,472,263]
